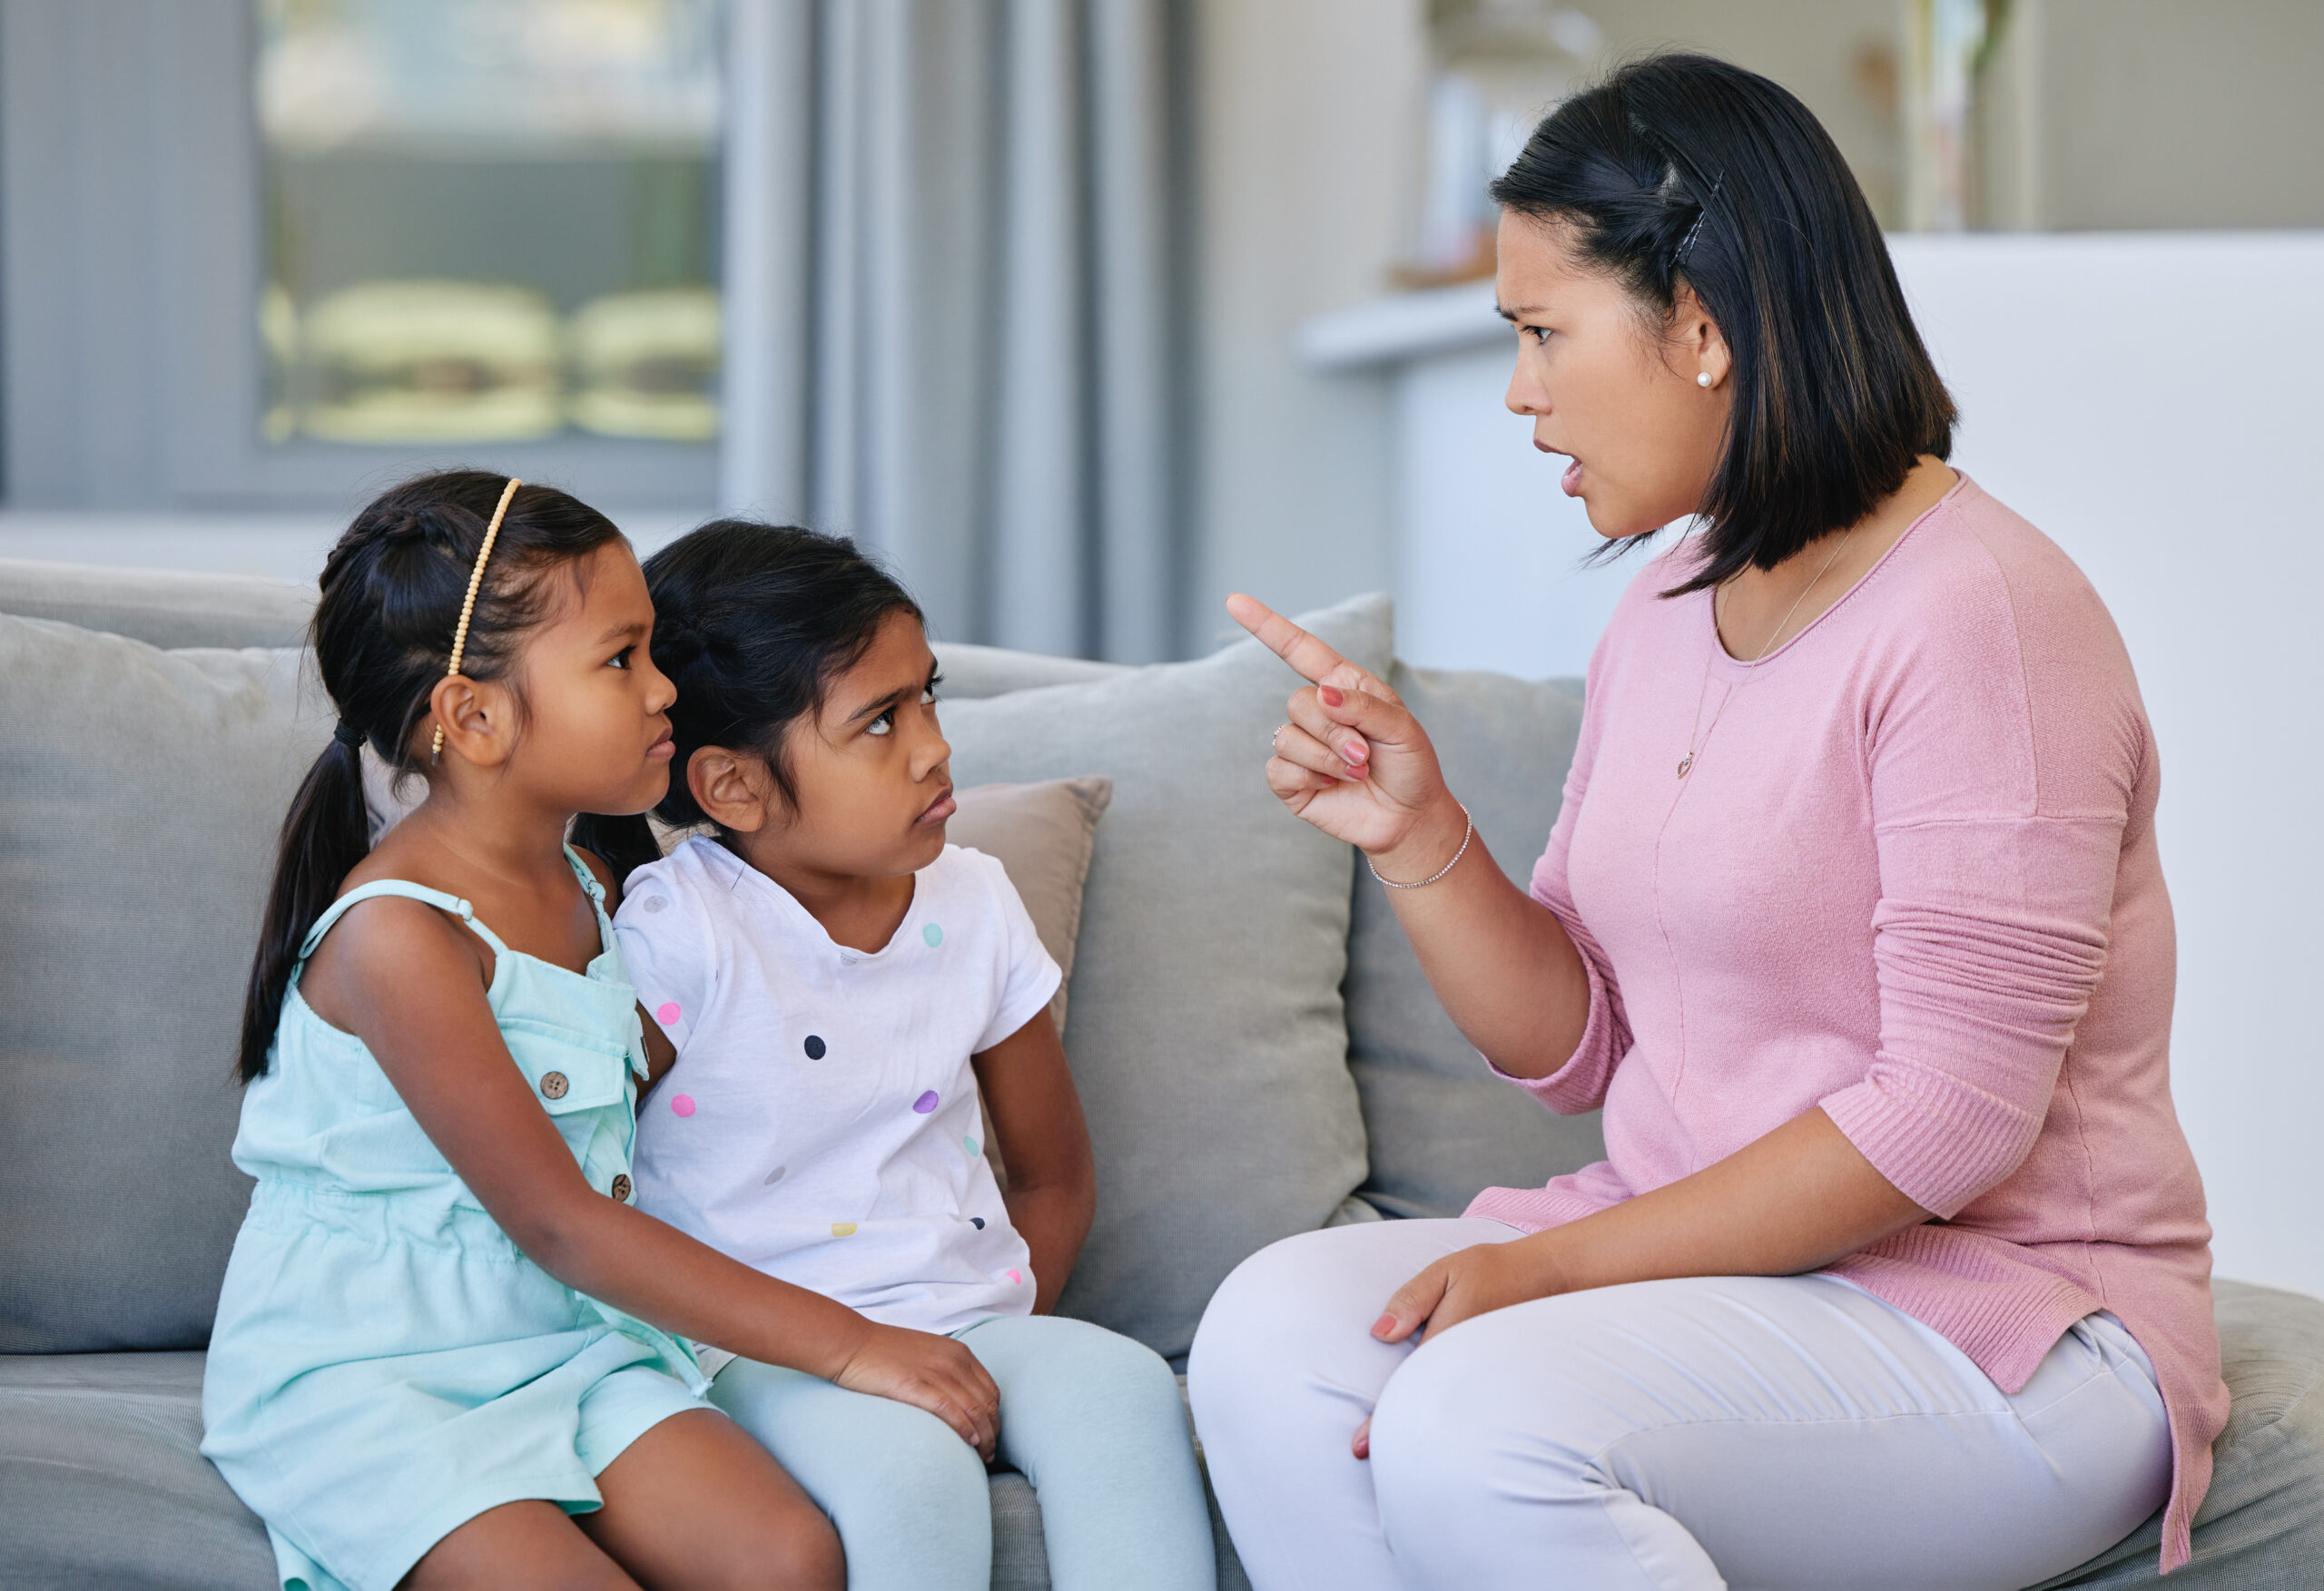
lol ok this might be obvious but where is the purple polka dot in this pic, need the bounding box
[670,1094,696,1117]
[912,1090,940,1115]
[655,1001,682,1026]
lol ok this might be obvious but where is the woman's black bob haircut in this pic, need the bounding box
[1491,53,1955,594]
[571,521,923,889]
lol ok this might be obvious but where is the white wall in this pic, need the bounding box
[1187,0,1427,650]
[1360,231,2324,1297]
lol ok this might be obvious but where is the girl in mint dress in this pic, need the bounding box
[202,473,1005,1591]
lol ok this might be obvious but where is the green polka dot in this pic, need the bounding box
[923,922,944,948]
[964,1135,981,1158]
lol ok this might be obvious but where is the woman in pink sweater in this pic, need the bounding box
[1188,54,2226,1590]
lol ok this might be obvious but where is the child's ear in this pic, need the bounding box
[689,746,772,833]
[428,675,517,770]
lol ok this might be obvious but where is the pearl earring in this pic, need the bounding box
[1697,371,1713,388]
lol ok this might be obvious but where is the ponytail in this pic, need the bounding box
[237,735,372,1081]
[571,810,665,891]
[233,470,623,1081]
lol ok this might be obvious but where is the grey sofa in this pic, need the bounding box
[1,557,2318,1590]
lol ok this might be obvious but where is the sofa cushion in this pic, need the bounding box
[0,616,322,1352]
[10,1277,2313,1591]
[0,1352,1255,1591]
[935,640,1130,701]
[2032,1279,2324,1588]
[933,776,1115,1188]
[935,594,1390,1361]
[1344,663,1605,1220]
[0,559,316,652]
[0,1351,274,1589]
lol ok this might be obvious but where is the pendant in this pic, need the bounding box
[1677,752,1693,779]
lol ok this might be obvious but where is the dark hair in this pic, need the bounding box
[571,520,923,888]
[237,471,625,1081]
[1490,53,1955,594]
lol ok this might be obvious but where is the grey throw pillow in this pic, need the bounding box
[936,594,1391,1360]
[0,616,320,1351]
[1344,662,1607,1220]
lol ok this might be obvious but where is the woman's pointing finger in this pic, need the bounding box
[1226,593,1350,686]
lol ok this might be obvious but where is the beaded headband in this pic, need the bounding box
[429,476,522,763]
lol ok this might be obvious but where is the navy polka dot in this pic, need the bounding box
[804,1035,827,1060]
[970,1217,985,1229]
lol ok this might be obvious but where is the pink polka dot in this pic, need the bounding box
[655,1001,682,1026]
[670,1094,696,1117]
[1005,1269,1024,1287]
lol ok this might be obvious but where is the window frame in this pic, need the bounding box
[1,0,719,511]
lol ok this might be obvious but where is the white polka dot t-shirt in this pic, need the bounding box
[615,837,1061,1360]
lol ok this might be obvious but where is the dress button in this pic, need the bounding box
[539,1071,569,1100]
[609,1174,634,1203]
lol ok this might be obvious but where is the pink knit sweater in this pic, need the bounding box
[1465,476,2228,1573]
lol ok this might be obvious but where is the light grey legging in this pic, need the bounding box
[710,1311,1216,1591]
[1188,1218,2172,1591]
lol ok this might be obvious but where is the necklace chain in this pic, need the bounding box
[1677,527,1856,780]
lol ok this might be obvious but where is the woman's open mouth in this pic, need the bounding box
[1536,441,1584,496]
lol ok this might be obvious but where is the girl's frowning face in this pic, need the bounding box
[705,608,954,883]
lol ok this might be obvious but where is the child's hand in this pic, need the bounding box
[834,1323,1002,1459]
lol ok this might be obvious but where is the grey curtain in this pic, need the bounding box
[721,0,1188,663]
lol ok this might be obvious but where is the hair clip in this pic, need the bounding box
[1676,172,1725,270]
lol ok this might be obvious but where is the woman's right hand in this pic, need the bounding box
[833,1322,1001,1459]
[1228,594,1466,873]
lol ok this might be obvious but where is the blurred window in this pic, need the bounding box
[256,0,724,448]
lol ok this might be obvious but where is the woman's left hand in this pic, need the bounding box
[1374,1234,1563,1346]
[1351,1236,1564,1458]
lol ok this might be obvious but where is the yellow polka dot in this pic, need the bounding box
[831,1222,858,1237]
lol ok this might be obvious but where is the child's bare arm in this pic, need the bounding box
[308,895,1001,1456]
[972,1010,1096,1315]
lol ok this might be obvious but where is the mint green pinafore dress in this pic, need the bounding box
[201,851,708,1591]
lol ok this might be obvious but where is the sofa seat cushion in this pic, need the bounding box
[0,1351,273,1589]
[2035,1278,2324,1587]
[0,1354,1253,1591]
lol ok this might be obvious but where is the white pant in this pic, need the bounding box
[1187,1219,2171,1591]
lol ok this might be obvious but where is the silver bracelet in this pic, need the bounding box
[1367,805,1472,889]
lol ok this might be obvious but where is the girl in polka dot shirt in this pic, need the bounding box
[576,521,1215,1591]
